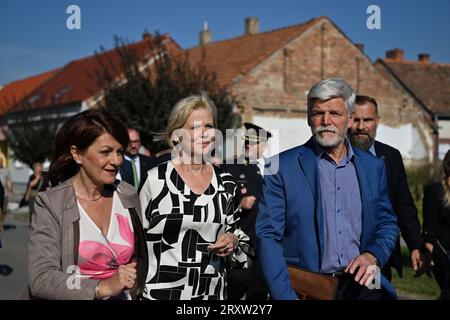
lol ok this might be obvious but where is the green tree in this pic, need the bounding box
[3,106,60,168]
[94,33,240,154]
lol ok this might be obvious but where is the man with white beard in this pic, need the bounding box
[256,78,398,300]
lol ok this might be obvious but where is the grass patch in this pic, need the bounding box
[391,246,440,299]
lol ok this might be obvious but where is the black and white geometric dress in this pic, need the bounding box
[139,161,252,300]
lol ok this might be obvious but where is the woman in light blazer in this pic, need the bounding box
[28,109,148,300]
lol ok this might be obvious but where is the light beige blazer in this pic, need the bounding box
[27,177,148,300]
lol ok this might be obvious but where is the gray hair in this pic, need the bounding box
[307,78,355,118]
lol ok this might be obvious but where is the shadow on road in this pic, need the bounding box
[3,224,17,231]
[0,265,14,276]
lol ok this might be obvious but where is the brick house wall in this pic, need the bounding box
[229,17,434,162]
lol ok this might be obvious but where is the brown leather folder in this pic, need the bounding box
[287,264,338,300]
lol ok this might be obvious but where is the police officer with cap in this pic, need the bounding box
[222,122,271,300]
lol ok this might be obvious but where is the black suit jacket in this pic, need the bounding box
[374,141,424,277]
[120,154,157,192]
[0,179,4,209]
[222,158,263,244]
[221,158,269,299]
[423,182,450,252]
[136,152,172,189]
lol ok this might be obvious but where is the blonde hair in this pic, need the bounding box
[155,92,217,147]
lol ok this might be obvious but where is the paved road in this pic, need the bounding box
[0,213,29,300]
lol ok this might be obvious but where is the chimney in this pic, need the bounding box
[418,53,430,64]
[355,43,365,53]
[386,48,404,61]
[245,17,259,35]
[199,21,212,45]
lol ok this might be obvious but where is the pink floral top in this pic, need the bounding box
[77,192,135,280]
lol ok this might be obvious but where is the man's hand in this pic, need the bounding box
[411,249,423,271]
[29,176,41,188]
[240,196,256,210]
[425,242,435,267]
[413,248,433,278]
[415,243,435,278]
[344,252,377,287]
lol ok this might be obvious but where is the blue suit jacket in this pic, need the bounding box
[256,138,399,300]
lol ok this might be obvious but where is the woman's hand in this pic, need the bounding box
[95,261,138,298]
[207,233,238,257]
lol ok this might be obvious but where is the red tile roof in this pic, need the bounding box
[0,69,60,114]
[378,59,450,115]
[6,34,181,113]
[186,17,323,88]
[1,18,324,114]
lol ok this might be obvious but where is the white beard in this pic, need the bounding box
[313,124,347,148]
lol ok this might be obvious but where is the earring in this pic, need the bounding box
[172,136,183,144]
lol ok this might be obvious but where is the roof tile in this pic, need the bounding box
[186,17,322,88]
[5,34,181,113]
[0,69,60,114]
[382,60,450,115]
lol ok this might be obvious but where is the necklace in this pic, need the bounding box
[76,192,103,201]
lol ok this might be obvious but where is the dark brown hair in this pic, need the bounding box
[47,109,129,185]
[355,95,379,115]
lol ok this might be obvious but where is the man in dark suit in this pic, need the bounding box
[222,122,272,300]
[348,95,425,281]
[119,128,156,192]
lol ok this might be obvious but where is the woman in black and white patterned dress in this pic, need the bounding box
[140,93,252,300]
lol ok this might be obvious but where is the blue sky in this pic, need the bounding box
[0,0,449,85]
